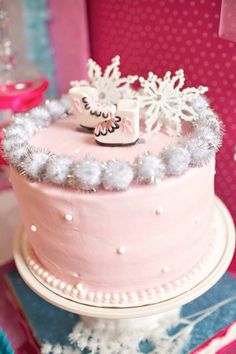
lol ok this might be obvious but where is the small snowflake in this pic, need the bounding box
[72,56,138,105]
[139,69,208,136]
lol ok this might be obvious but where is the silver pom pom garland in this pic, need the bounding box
[2,96,223,192]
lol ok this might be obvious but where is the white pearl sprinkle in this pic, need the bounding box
[42,271,49,279]
[87,292,95,302]
[95,292,103,302]
[64,213,73,222]
[30,224,37,232]
[174,279,182,287]
[194,216,200,224]
[104,293,111,302]
[156,286,164,293]
[112,293,119,302]
[33,264,39,271]
[155,206,164,215]
[121,293,128,303]
[52,279,60,288]
[76,283,84,291]
[29,260,35,267]
[59,282,67,291]
[148,288,156,297]
[129,291,138,301]
[71,288,79,297]
[80,289,87,300]
[37,268,43,276]
[139,290,147,299]
[65,284,73,294]
[46,275,54,284]
[165,283,173,291]
[75,148,80,154]
[162,266,171,273]
[117,246,126,255]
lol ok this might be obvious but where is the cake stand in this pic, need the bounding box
[13,197,235,352]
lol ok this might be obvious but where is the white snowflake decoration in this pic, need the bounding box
[71,56,138,105]
[139,69,208,136]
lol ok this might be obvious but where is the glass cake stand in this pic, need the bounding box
[13,196,235,351]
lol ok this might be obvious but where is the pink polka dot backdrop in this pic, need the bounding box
[87,0,236,267]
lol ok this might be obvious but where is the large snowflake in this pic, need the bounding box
[71,56,138,105]
[139,69,208,136]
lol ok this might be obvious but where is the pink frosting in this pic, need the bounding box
[29,117,178,161]
[10,116,216,294]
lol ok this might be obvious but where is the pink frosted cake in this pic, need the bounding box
[3,57,223,307]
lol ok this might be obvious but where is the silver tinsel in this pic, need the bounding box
[3,125,27,139]
[22,150,49,180]
[191,96,209,113]
[46,155,73,184]
[102,160,134,191]
[2,135,27,153]
[162,147,191,176]
[46,100,66,119]
[73,157,102,191]
[6,144,28,165]
[195,126,222,151]
[184,138,215,167]
[134,153,165,183]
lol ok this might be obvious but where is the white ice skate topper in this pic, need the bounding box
[94,99,140,146]
[69,86,116,130]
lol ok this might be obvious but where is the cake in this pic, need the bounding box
[3,56,223,307]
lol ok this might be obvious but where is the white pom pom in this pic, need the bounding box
[3,125,28,139]
[102,160,134,191]
[199,114,222,134]
[195,126,222,151]
[7,144,28,164]
[134,153,165,183]
[191,96,209,113]
[2,136,27,153]
[30,107,51,123]
[185,138,215,167]
[162,147,190,176]
[198,107,215,121]
[46,156,73,184]
[73,158,101,191]
[46,100,65,118]
[60,94,72,112]
[22,150,49,179]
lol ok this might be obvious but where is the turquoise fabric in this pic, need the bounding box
[21,0,57,97]
[0,327,14,354]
